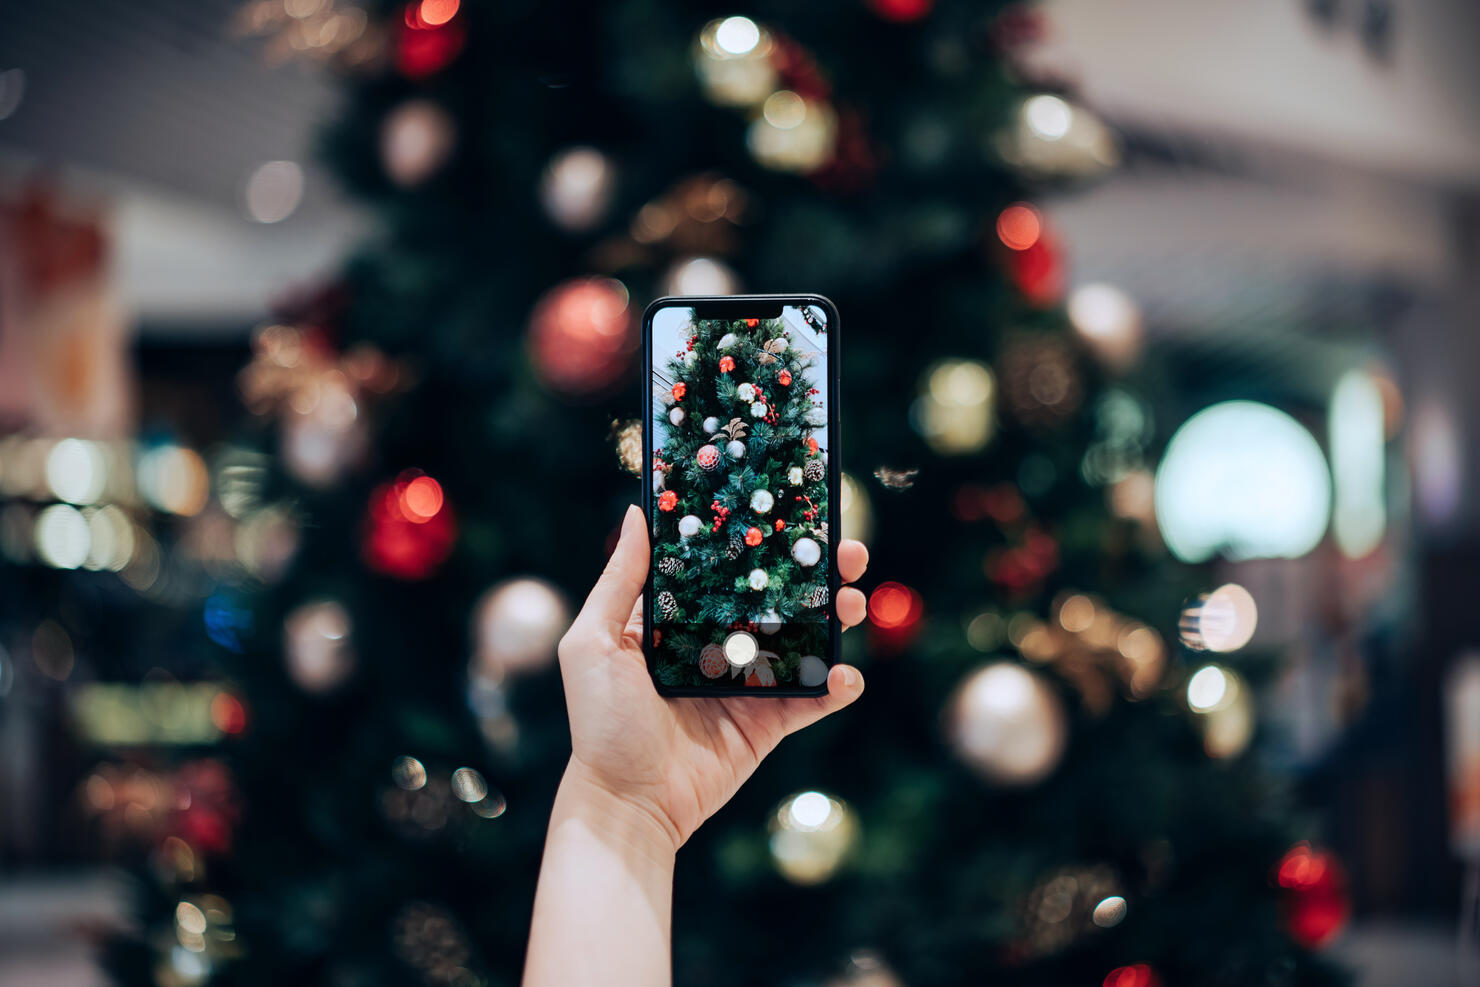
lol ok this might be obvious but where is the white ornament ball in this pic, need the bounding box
[678,514,703,538]
[947,662,1068,785]
[807,407,827,426]
[771,337,788,353]
[758,610,782,634]
[751,401,769,418]
[751,489,775,514]
[749,568,769,591]
[798,655,829,688]
[473,578,571,678]
[284,600,355,693]
[736,382,756,402]
[788,467,804,486]
[702,416,721,434]
[683,350,698,368]
[727,440,747,460]
[791,536,821,567]
[652,469,665,493]
[669,407,685,426]
[718,333,738,350]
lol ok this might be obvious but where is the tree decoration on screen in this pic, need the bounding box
[650,314,829,688]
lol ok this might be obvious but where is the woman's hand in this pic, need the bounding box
[557,504,868,852]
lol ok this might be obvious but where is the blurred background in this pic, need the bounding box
[1,1,1478,985]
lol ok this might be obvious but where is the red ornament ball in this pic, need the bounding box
[719,355,735,373]
[364,470,458,580]
[394,3,466,79]
[777,369,792,386]
[744,526,763,547]
[671,381,687,401]
[696,444,721,471]
[868,0,934,22]
[658,490,678,512]
[1103,964,1161,987]
[698,643,727,679]
[1275,843,1351,948]
[774,519,786,532]
[744,318,759,327]
[528,278,635,397]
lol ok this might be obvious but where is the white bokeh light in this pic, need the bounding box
[714,16,761,55]
[1023,94,1072,140]
[1154,401,1331,563]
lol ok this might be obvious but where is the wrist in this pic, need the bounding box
[555,759,682,860]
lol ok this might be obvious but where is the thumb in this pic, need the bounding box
[775,664,866,737]
[570,505,649,636]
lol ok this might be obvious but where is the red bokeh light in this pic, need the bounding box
[1274,843,1351,948]
[396,4,466,78]
[528,278,636,398]
[869,582,924,653]
[210,692,247,735]
[401,475,444,521]
[868,0,935,23]
[417,0,460,27]
[1007,233,1063,305]
[1103,963,1161,987]
[365,470,458,580]
[996,202,1041,251]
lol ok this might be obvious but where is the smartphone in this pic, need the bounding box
[642,295,840,696]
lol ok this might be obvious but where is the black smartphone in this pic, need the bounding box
[642,294,840,696]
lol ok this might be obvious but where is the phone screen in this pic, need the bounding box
[644,297,837,694]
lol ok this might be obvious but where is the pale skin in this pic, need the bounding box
[523,505,870,987]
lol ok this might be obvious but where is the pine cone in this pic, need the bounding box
[725,533,743,560]
[804,585,828,608]
[656,591,679,620]
[804,459,824,483]
[657,557,686,577]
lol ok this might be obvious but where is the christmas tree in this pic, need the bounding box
[107,2,1351,985]
[650,310,832,690]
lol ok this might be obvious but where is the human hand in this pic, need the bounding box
[556,505,868,853]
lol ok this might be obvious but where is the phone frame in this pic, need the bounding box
[641,294,842,698]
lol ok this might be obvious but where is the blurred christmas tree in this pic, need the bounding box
[108,1,1351,985]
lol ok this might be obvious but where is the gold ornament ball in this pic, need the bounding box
[768,790,860,885]
[473,578,571,678]
[948,662,1068,785]
[284,600,355,693]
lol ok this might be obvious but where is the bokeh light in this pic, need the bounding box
[283,600,355,693]
[450,767,487,803]
[1329,369,1386,557]
[1023,94,1072,139]
[1154,401,1331,563]
[1067,282,1143,370]
[996,203,1042,251]
[46,438,107,504]
[471,578,569,678]
[695,17,776,107]
[948,662,1068,785]
[138,445,211,516]
[1179,583,1258,652]
[839,472,873,542]
[1186,664,1232,712]
[35,503,90,569]
[527,277,636,398]
[713,16,760,55]
[769,790,859,885]
[540,146,615,232]
[912,359,996,455]
[243,160,304,223]
[392,756,428,791]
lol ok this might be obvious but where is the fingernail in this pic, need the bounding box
[841,666,859,689]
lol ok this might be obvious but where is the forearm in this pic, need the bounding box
[523,762,678,987]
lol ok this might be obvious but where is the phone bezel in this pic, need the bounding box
[641,294,842,698]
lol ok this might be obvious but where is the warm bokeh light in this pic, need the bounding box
[400,475,444,520]
[996,203,1042,251]
[35,503,90,569]
[663,256,739,296]
[540,146,615,232]
[1067,282,1143,370]
[138,445,211,517]
[1023,94,1072,140]
[839,472,872,542]
[392,756,428,791]
[747,97,836,172]
[762,90,806,129]
[528,277,636,398]
[769,790,859,885]
[472,577,569,677]
[913,359,996,455]
[1180,583,1258,653]
[450,767,487,803]
[1186,664,1232,713]
[210,692,247,735]
[284,600,355,693]
[1092,895,1127,928]
[713,16,761,56]
[417,0,459,27]
[948,662,1068,785]
[868,582,922,630]
[1057,594,1095,634]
